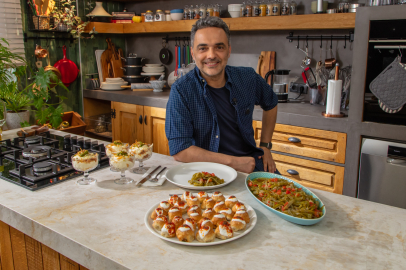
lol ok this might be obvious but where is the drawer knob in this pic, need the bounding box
[287,169,299,175]
[288,137,301,143]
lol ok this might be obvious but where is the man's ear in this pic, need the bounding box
[191,47,195,61]
[228,45,232,58]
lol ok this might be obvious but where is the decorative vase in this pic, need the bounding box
[5,110,30,130]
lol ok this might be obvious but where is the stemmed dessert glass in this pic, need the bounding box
[129,143,153,174]
[109,151,135,185]
[105,141,129,172]
[72,152,99,185]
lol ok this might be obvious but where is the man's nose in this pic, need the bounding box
[206,47,216,59]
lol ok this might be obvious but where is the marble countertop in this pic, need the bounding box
[0,130,405,270]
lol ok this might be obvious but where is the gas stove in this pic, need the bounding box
[0,131,109,191]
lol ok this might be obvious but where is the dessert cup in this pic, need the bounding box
[129,142,153,174]
[109,151,135,185]
[72,151,99,185]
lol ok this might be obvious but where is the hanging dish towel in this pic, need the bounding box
[370,56,406,113]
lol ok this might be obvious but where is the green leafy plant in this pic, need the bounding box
[25,68,70,128]
[0,38,26,87]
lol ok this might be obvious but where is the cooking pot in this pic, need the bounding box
[122,53,145,66]
[120,65,142,76]
[122,75,149,84]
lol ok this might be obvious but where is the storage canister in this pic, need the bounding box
[244,2,252,16]
[165,10,172,21]
[270,0,281,16]
[206,4,214,16]
[145,10,154,22]
[290,1,297,15]
[252,1,260,16]
[281,0,290,15]
[259,1,267,16]
[155,10,165,21]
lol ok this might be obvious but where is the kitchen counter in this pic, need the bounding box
[0,129,405,270]
[83,89,349,133]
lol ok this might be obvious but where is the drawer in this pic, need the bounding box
[253,122,347,164]
[272,153,344,194]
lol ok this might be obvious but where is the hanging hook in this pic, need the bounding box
[306,36,308,48]
[344,35,347,49]
[297,36,299,49]
[320,35,322,48]
[330,35,333,49]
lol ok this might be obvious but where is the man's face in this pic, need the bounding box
[191,27,231,79]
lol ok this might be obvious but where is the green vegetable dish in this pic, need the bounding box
[248,177,323,219]
[188,171,225,186]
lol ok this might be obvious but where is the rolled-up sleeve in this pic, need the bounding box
[254,72,278,111]
[165,85,194,156]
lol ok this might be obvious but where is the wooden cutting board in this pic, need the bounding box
[100,38,114,82]
[110,41,124,78]
[257,51,276,85]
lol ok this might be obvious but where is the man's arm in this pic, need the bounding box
[173,146,256,173]
[258,105,277,172]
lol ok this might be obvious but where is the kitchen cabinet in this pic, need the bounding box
[111,102,169,156]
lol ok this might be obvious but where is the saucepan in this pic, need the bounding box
[122,53,145,66]
[120,65,142,76]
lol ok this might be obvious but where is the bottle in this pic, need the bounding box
[259,1,267,16]
[290,1,297,15]
[184,5,189,20]
[206,4,214,17]
[252,1,259,16]
[281,0,290,15]
[199,4,206,18]
[213,4,221,17]
[141,12,146,22]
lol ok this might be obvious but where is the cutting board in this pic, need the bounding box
[100,38,114,82]
[110,41,124,78]
[257,51,276,85]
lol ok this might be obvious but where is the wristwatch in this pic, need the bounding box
[259,142,273,149]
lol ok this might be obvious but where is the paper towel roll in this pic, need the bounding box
[326,80,342,115]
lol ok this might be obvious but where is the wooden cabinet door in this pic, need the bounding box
[111,102,144,143]
[143,106,170,156]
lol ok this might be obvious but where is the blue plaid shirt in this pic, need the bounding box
[165,65,278,171]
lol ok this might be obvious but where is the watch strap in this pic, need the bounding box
[259,142,272,149]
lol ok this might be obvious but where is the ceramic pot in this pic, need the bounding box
[6,110,30,130]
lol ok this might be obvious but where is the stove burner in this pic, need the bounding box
[33,162,52,172]
[22,146,51,158]
[25,136,41,144]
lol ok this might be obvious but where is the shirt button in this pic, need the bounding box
[216,135,219,138]
[202,79,205,83]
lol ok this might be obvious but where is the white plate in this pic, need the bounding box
[143,67,165,72]
[101,84,126,91]
[164,162,238,190]
[141,72,165,76]
[95,50,104,83]
[145,64,163,67]
[144,196,257,246]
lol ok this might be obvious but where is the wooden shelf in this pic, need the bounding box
[84,13,356,34]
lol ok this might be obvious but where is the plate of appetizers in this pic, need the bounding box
[164,162,238,190]
[144,191,257,246]
[246,172,326,226]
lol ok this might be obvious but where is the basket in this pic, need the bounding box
[32,16,50,30]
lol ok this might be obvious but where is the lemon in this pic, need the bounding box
[132,16,142,23]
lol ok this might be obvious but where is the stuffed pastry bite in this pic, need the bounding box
[152,215,168,231]
[212,213,227,228]
[232,202,246,213]
[168,206,182,221]
[187,205,202,216]
[186,195,200,207]
[188,210,202,223]
[202,197,215,210]
[159,201,171,212]
[212,191,225,202]
[213,201,227,213]
[219,208,234,221]
[234,209,250,224]
[183,218,197,231]
[150,207,167,220]
[161,222,176,238]
[169,194,182,206]
[174,201,188,214]
[199,217,214,231]
[196,225,216,243]
[171,216,184,230]
[225,195,238,209]
[230,216,246,232]
[215,221,233,240]
[176,225,195,242]
[197,191,208,203]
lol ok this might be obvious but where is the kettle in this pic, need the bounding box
[264,69,290,103]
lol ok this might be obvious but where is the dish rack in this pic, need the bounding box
[84,113,112,140]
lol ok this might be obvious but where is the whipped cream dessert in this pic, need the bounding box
[109,151,135,171]
[72,150,99,172]
[106,140,129,157]
[129,141,153,161]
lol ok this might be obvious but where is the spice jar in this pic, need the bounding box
[244,1,252,17]
[184,5,189,20]
[194,5,200,19]
[259,1,267,16]
[145,10,154,22]
[270,0,281,15]
[206,4,214,17]
[290,1,297,15]
[281,0,290,15]
[213,4,221,17]
[141,13,146,22]
[241,2,246,16]
[155,10,165,21]
[199,4,206,18]
[189,5,195,19]
[252,1,259,16]
[165,10,172,21]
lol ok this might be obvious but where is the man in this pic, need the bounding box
[165,16,278,174]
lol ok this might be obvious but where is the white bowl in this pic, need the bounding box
[228,4,242,11]
[229,11,240,18]
[170,13,183,21]
[145,64,163,67]
[105,78,124,82]
[143,67,165,72]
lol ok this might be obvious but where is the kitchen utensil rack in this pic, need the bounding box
[23,33,75,43]
[286,32,355,49]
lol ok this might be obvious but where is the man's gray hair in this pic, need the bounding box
[190,17,230,47]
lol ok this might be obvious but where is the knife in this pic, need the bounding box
[136,166,161,187]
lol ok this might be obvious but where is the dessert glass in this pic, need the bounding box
[109,151,135,185]
[129,142,153,174]
[72,151,99,185]
[105,141,129,172]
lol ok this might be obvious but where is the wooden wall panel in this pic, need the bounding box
[60,254,79,270]
[25,235,44,270]
[9,227,28,270]
[42,245,60,270]
[0,221,14,270]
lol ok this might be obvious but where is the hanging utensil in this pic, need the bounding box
[53,45,79,87]
[325,36,337,69]
[174,39,178,76]
[159,40,171,65]
[44,53,61,88]
[178,40,181,69]
[186,39,190,65]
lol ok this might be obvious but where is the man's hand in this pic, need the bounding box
[231,156,256,173]
[258,147,276,173]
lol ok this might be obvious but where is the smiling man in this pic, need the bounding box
[165,17,278,174]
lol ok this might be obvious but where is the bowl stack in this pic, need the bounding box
[141,64,165,77]
[228,4,242,18]
[101,78,128,91]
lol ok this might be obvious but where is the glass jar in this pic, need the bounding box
[252,1,260,16]
[271,0,281,15]
[281,0,290,15]
[155,10,165,21]
[259,1,267,16]
[145,10,154,22]
[184,5,189,20]
[141,13,146,22]
[189,5,195,19]
[194,5,200,19]
[244,1,252,16]
[206,4,214,17]
[213,4,221,17]
[241,2,246,16]
[290,1,297,15]
[199,4,206,18]
[165,10,172,21]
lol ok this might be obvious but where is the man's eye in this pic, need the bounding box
[199,47,207,51]
[217,46,224,50]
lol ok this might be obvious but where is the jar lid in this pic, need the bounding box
[165,10,171,13]
[156,10,163,12]
[141,13,146,15]
[146,10,152,13]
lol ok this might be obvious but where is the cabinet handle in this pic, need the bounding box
[139,115,143,124]
[287,169,299,175]
[288,137,301,143]
[144,115,147,125]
